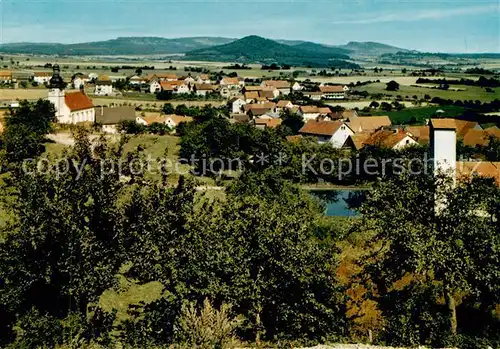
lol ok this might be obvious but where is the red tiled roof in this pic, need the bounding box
[262,80,290,89]
[457,161,500,185]
[65,92,93,112]
[299,120,346,136]
[407,126,430,144]
[364,129,416,149]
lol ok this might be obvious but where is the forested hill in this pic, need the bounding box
[0,36,236,55]
[183,35,359,68]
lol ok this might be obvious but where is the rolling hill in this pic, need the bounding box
[336,41,409,56]
[0,37,236,56]
[184,35,357,67]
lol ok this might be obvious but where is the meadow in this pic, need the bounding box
[355,82,500,102]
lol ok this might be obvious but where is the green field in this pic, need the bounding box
[355,82,500,102]
[369,105,466,125]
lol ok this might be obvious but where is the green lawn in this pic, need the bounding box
[355,82,500,102]
[370,105,466,125]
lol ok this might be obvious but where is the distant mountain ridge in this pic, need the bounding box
[184,35,358,67]
[0,37,236,55]
[0,35,410,57]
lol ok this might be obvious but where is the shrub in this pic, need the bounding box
[174,299,240,349]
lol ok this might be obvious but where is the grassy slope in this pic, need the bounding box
[355,82,500,102]
[370,105,466,124]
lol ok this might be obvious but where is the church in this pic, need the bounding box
[47,65,95,124]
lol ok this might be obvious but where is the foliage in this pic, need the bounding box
[174,299,239,349]
[356,172,500,347]
[385,80,400,91]
[0,99,56,164]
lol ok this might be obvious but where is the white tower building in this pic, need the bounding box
[430,119,457,180]
[47,64,66,120]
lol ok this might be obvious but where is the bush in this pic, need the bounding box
[174,299,240,349]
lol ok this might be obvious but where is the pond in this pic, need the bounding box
[309,189,367,217]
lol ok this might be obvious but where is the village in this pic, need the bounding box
[1,64,498,164]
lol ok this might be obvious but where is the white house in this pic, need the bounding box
[319,85,349,99]
[299,120,354,148]
[261,80,291,95]
[302,91,322,101]
[352,129,418,150]
[129,75,146,85]
[47,65,95,124]
[196,74,211,84]
[276,100,294,111]
[174,83,191,94]
[72,75,89,89]
[220,77,242,89]
[94,80,114,96]
[292,82,303,91]
[298,106,331,120]
[184,76,196,85]
[230,97,247,114]
[165,115,193,128]
[33,72,51,85]
[194,84,216,96]
[150,80,162,93]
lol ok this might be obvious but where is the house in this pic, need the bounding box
[196,74,211,84]
[129,75,146,85]
[245,102,276,117]
[150,80,162,93]
[261,88,280,99]
[244,92,259,103]
[0,71,13,83]
[174,83,191,94]
[261,80,292,95]
[253,118,282,130]
[298,106,331,120]
[431,118,500,185]
[33,72,51,85]
[302,91,322,101]
[184,76,196,84]
[159,81,187,93]
[230,97,247,114]
[94,106,136,133]
[299,120,354,148]
[135,112,163,126]
[276,100,294,110]
[94,80,114,96]
[340,109,358,119]
[47,65,95,124]
[72,74,89,89]
[219,77,242,89]
[292,82,303,91]
[243,86,263,93]
[346,115,392,133]
[165,115,193,128]
[361,129,418,150]
[407,126,431,144]
[194,84,216,96]
[319,85,349,99]
[231,114,251,124]
[147,73,178,82]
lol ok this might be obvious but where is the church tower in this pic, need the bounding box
[47,64,66,119]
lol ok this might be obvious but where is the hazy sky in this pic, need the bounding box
[0,0,499,52]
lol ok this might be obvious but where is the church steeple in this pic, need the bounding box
[49,64,65,90]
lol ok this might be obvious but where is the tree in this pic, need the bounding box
[1,99,57,164]
[135,68,143,76]
[386,80,400,91]
[357,172,500,346]
[380,102,392,111]
[279,109,304,135]
[0,130,130,345]
[369,101,380,109]
[162,103,175,114]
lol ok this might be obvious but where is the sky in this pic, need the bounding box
[0,0,499,53]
